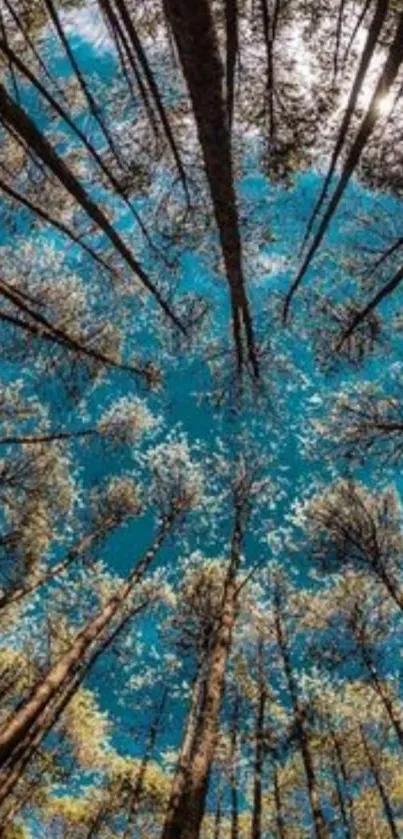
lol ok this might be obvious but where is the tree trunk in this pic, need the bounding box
[122,688,168,837]
[43,0,124,167]
[284,8,403,321]
[273,586,328,839]
[161,505,246,839]
[0,34,166,266]
[224,0,238,128]
[301,0,388,249]
[372,557,403,617]
[0,774,44,834]
[0,598,146,807]
[329,753,352,839]
[0,83,184,333]
[230,690,240,839]
[251,636,266,839]
[111,0,189,199]
[163,0,259,379]
[213,776,223,839]
[273,764,286,839]
[0,516,173,777]
[158,660,207,832]
[0,170,119,284]
[328,726,355,838]
[259,0,280,146]
[359,725,399,839]
[359,640,403,752]
[0,660,91,807]
[0,517,118,613]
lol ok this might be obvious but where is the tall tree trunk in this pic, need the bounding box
[0,35,167,265]
[343,0,372,66]
[273,764,286,839]
[158,660,207,832]
[329,752,352,839]
[251,636,266,839]
[337,260,403,350]
[213,775,223,839]
[0,261,143,379]
[161,504,246,839]
[0,599,146,807]
[122,689,168,838]
[0,773,44,834]
[98,0,160,139]
[372,554,403,617]
[284,8,403,321]
[0,516,120,613]
[0,674,85,809]
[163,0,259,379]
[333,0,347,80]
[230,690,240,839]
[259,0,280,147]
[301,0,389,250]
[0,84,184,333]
[110,0,189,199]
[0,515,174,777]
[359,642,403,752]
[359,725,399,839]
[273,585,328,839]
[43,0,124,167]
[0,169,119,283]
[1,0,69,105]
[224,0,238,128]
[328,725,355,837]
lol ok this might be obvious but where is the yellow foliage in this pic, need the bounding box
[44,792,98,826]
[61,687,111,769]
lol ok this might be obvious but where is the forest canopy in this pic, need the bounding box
[1,0,403,837]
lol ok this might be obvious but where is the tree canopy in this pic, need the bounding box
[1,1,403,837]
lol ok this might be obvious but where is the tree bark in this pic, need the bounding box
[0,35,165,264]
[230,690,240,839]
[0,516,173,777]
[122,688,168,837]
[302,0,389,249]
[359,641,403,752]
[213,776,223,839]
[43,0,123,167]
[359,724,399,839]
[274,584,328,839]
[273,764,286,839]
[328,726,355,838]
[285,7,403,322]
[161,504,246,839]
[0,598,146,807]
[259,0,280,146]
[0,84,184,333]
[110,0,189,199]
[0,520,112,613]
[163,0,259,379]
[224,0,238,128]
[329,753,352,839]
[251,636,266,839]
[0,170,118,283]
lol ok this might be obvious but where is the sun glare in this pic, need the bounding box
[373,90,395,118]
[360,86,395,118]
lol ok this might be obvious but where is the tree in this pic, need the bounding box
[0,432,204,806]
[300,479,403,612]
